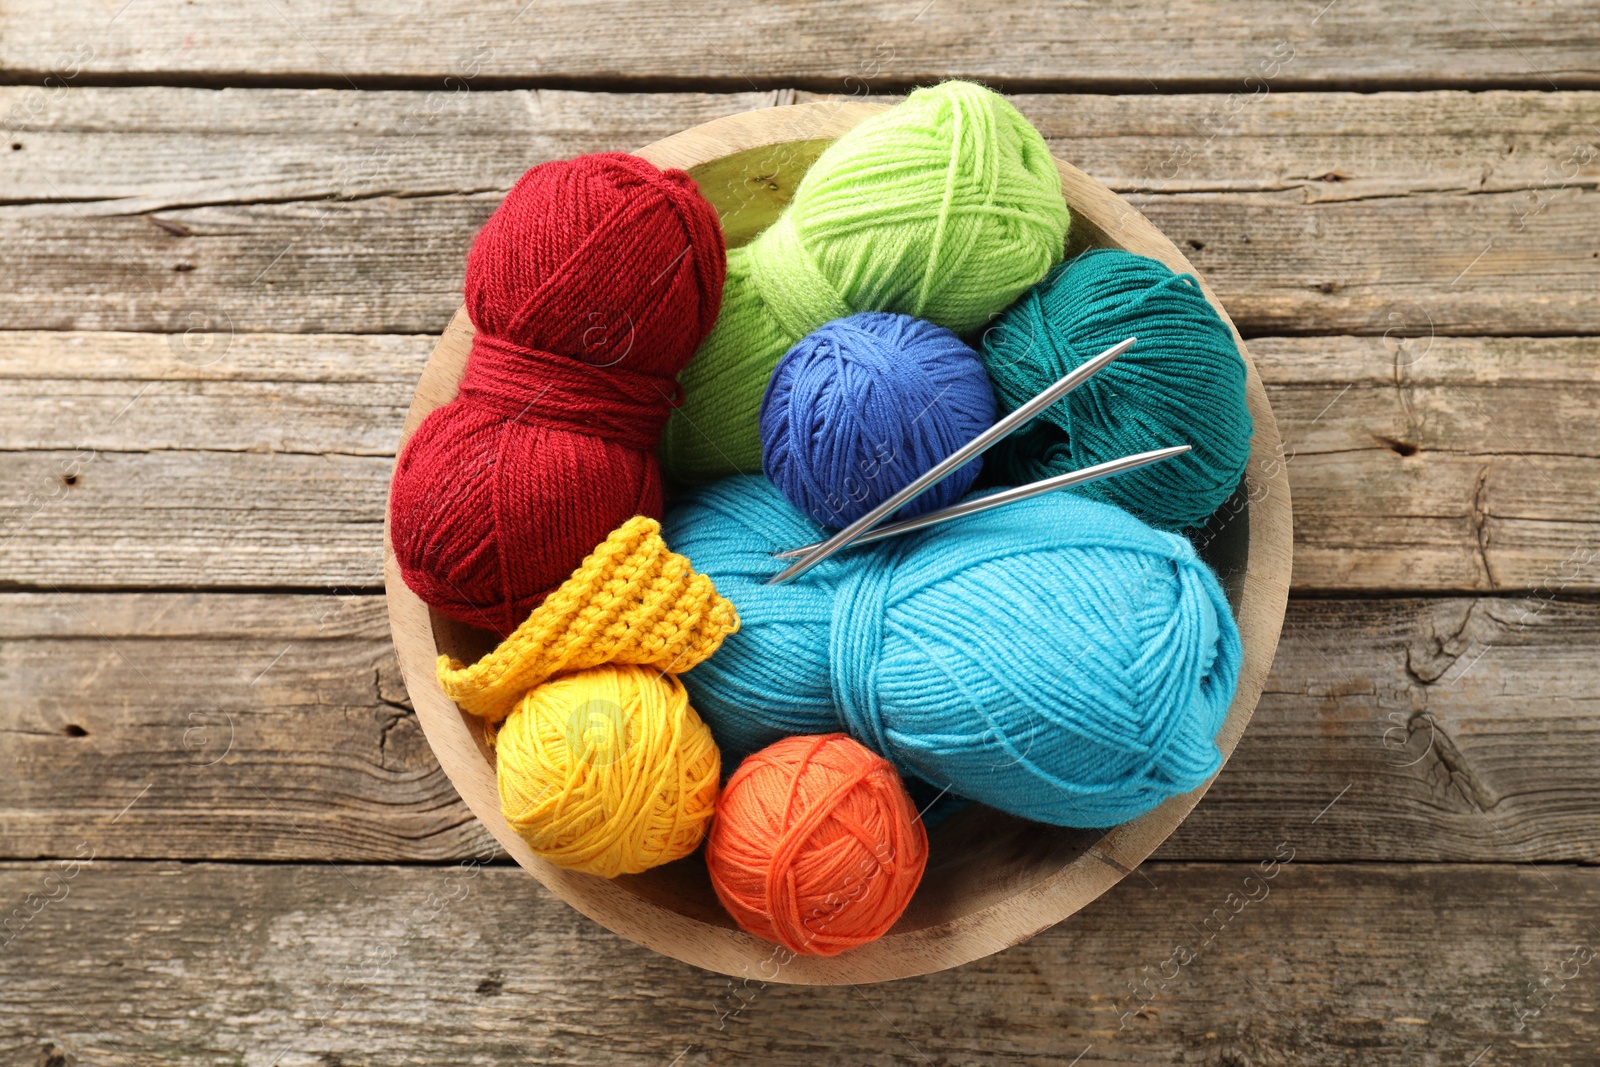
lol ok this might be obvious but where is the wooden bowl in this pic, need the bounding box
[384,102,1293,984]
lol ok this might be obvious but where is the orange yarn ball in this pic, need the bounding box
[705,733,929,956]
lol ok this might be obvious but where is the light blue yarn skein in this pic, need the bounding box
[759,312,996,528]
[982,248,1253,531]
[663,476,1241,828]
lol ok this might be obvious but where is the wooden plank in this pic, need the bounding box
[0,87,782,207]
[1258,335,1600,594]
[4,88,1597,205]
[2,860,1597,1064]
[1017,89,1600,200]
[3,591,1598,864]
[0,193,493,335]
[0,89,1596,335]
[1,184,1595,336]
[4,333,1597,593]
[1126,190,1600,336]
[0,446,390,590]
[0,592,497,862]
[1163,594,1600,863]
[0,331,428,455]
[2,1,1597,89]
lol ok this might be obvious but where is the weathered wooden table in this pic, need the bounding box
[2,4,1599,1064]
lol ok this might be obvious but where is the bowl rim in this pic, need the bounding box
[383,100,1293,985]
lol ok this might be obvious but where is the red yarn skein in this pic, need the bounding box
[390,154,725,635]
[706,734,929,957]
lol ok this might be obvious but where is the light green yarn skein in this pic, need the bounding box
[662,81,1070,483]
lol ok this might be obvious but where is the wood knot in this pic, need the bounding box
[1373,435,1420,457]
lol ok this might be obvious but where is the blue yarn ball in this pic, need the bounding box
[981,248,1253,531]
[663,476,1241,828]
[759,311,996,528]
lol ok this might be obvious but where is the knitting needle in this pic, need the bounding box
[764,335,1137,585]
[771,444,1192,559]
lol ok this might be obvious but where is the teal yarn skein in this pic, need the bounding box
[981,248,1253,531]
[760,311,997,528]
[662,476,1241,828]
[661,80,1070,484]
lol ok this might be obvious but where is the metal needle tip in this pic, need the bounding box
[771,444,1192,560]
[764,336,1138,586]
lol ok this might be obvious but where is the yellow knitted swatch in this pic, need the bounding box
[495,664,721,877]
[437,516,739,723]
[435,516,736,878]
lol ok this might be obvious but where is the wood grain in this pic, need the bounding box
[0,87,783,208]
[0,592,495,862]
[0,330,428,454]
[4,333,1596,594]
[3,591,1597,865]
[2,1,1596,89]
[40,181,1534,336]
[0,88,1595,336]
[0,183,1578,334]
[2,860,1596,1065]
[1167,594,1600,863]
[0,446,391,590]
[4,89,1596,205]
[1260,335,1600,594]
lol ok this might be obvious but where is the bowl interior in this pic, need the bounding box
[388,103,1291,983]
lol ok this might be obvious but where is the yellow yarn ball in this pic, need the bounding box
[493,663,720,877]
